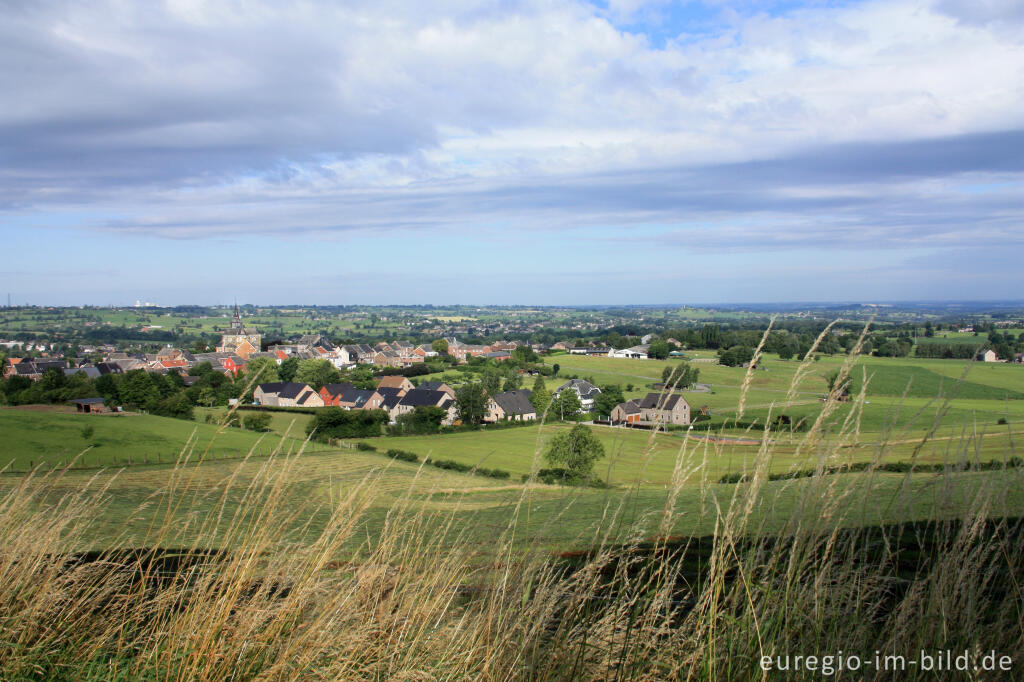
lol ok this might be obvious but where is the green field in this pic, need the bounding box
[0,408,311,469]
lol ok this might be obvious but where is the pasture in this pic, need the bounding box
[0,407,310,470]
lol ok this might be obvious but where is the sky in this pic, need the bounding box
[1,0,1022,306]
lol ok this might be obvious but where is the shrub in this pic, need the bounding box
[243,413,272,432]
[355,442,377,452]
[306,408,388,441]
[385,448,419,463]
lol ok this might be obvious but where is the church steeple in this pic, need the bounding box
[218,299,261,358]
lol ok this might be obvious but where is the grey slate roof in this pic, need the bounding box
[418,381,446,391]
[64,366,101,379]
[257,382,312,400]
[492,389,535,416]
[637,393,686,411]
[556,379,601,400]
[321,382,355,399]
[398,389,449,408]
[341,387,373,407]
[615,400,641,415]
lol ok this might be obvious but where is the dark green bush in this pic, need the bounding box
[385,448,419,463]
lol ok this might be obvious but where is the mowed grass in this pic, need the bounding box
[195,407,315,440]
[12,442,1024,555]
[0,409,309,469]
[357,414,1022,488]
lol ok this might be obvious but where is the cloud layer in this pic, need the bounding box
[1,0,1022,303]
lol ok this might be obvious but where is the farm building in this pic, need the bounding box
[70,397,116,414]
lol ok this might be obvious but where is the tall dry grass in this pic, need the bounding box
[1,342,1022,680]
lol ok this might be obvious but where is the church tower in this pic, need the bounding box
[216,303,262,358]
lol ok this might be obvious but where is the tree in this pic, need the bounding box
[40,367,66,392]
[481,367,502,397]
[243,412,272,432]
[119,370,161,410]
[432,338,449,355]
[191,361,215,376]
[718,346,755,367]
[543,424,606,478]
[553,388,582,421]
[824,370,858,400]
[646,340,670,359]
[661,361,699,389]
[151,392,194,420]
[395,405,446,434]
[502,374,522,392]
[552,363,560,377]
[278,357,299,382]
[511,345,538,364]
[245,357,280,385]
[295,358,341,390]
[530,376,551,416]
[777,345,795,361]
[593,384,625,420]
[700,324,722,349]
[455,382,488,425]
[198,387,217,407]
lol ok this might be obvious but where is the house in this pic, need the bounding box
[376,375,414,394]
[609,345,649,359]
[319,382,356,406]
[483,350,511,362]
[376,388,406,419]
[610,401,642,425]
[976,349,998,363]
[343,344,376,364]
[391,389,457,424]
[9,358,67,380]
[96,362,124,376]
[485,389,536,423]
[253,382,323,407]
[296,334,334,352]
[64,365,102,380]
[363,386,404,411]
[554,379,602,412]
[417,381,456,399]
[635,392,690,425]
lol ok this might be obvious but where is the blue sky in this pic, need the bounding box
[1,0,1022,306]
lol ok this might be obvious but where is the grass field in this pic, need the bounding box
[3,353,1023,678]
[0,407,311,469]
[7,427,1023,555]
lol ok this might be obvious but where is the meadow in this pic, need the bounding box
[0,407,313,470]
[2,401,1021,678]
[1,344,1023,678]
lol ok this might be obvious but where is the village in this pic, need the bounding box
[1,305,699,428]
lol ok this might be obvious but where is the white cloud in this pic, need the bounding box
[0,0,1021,261]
